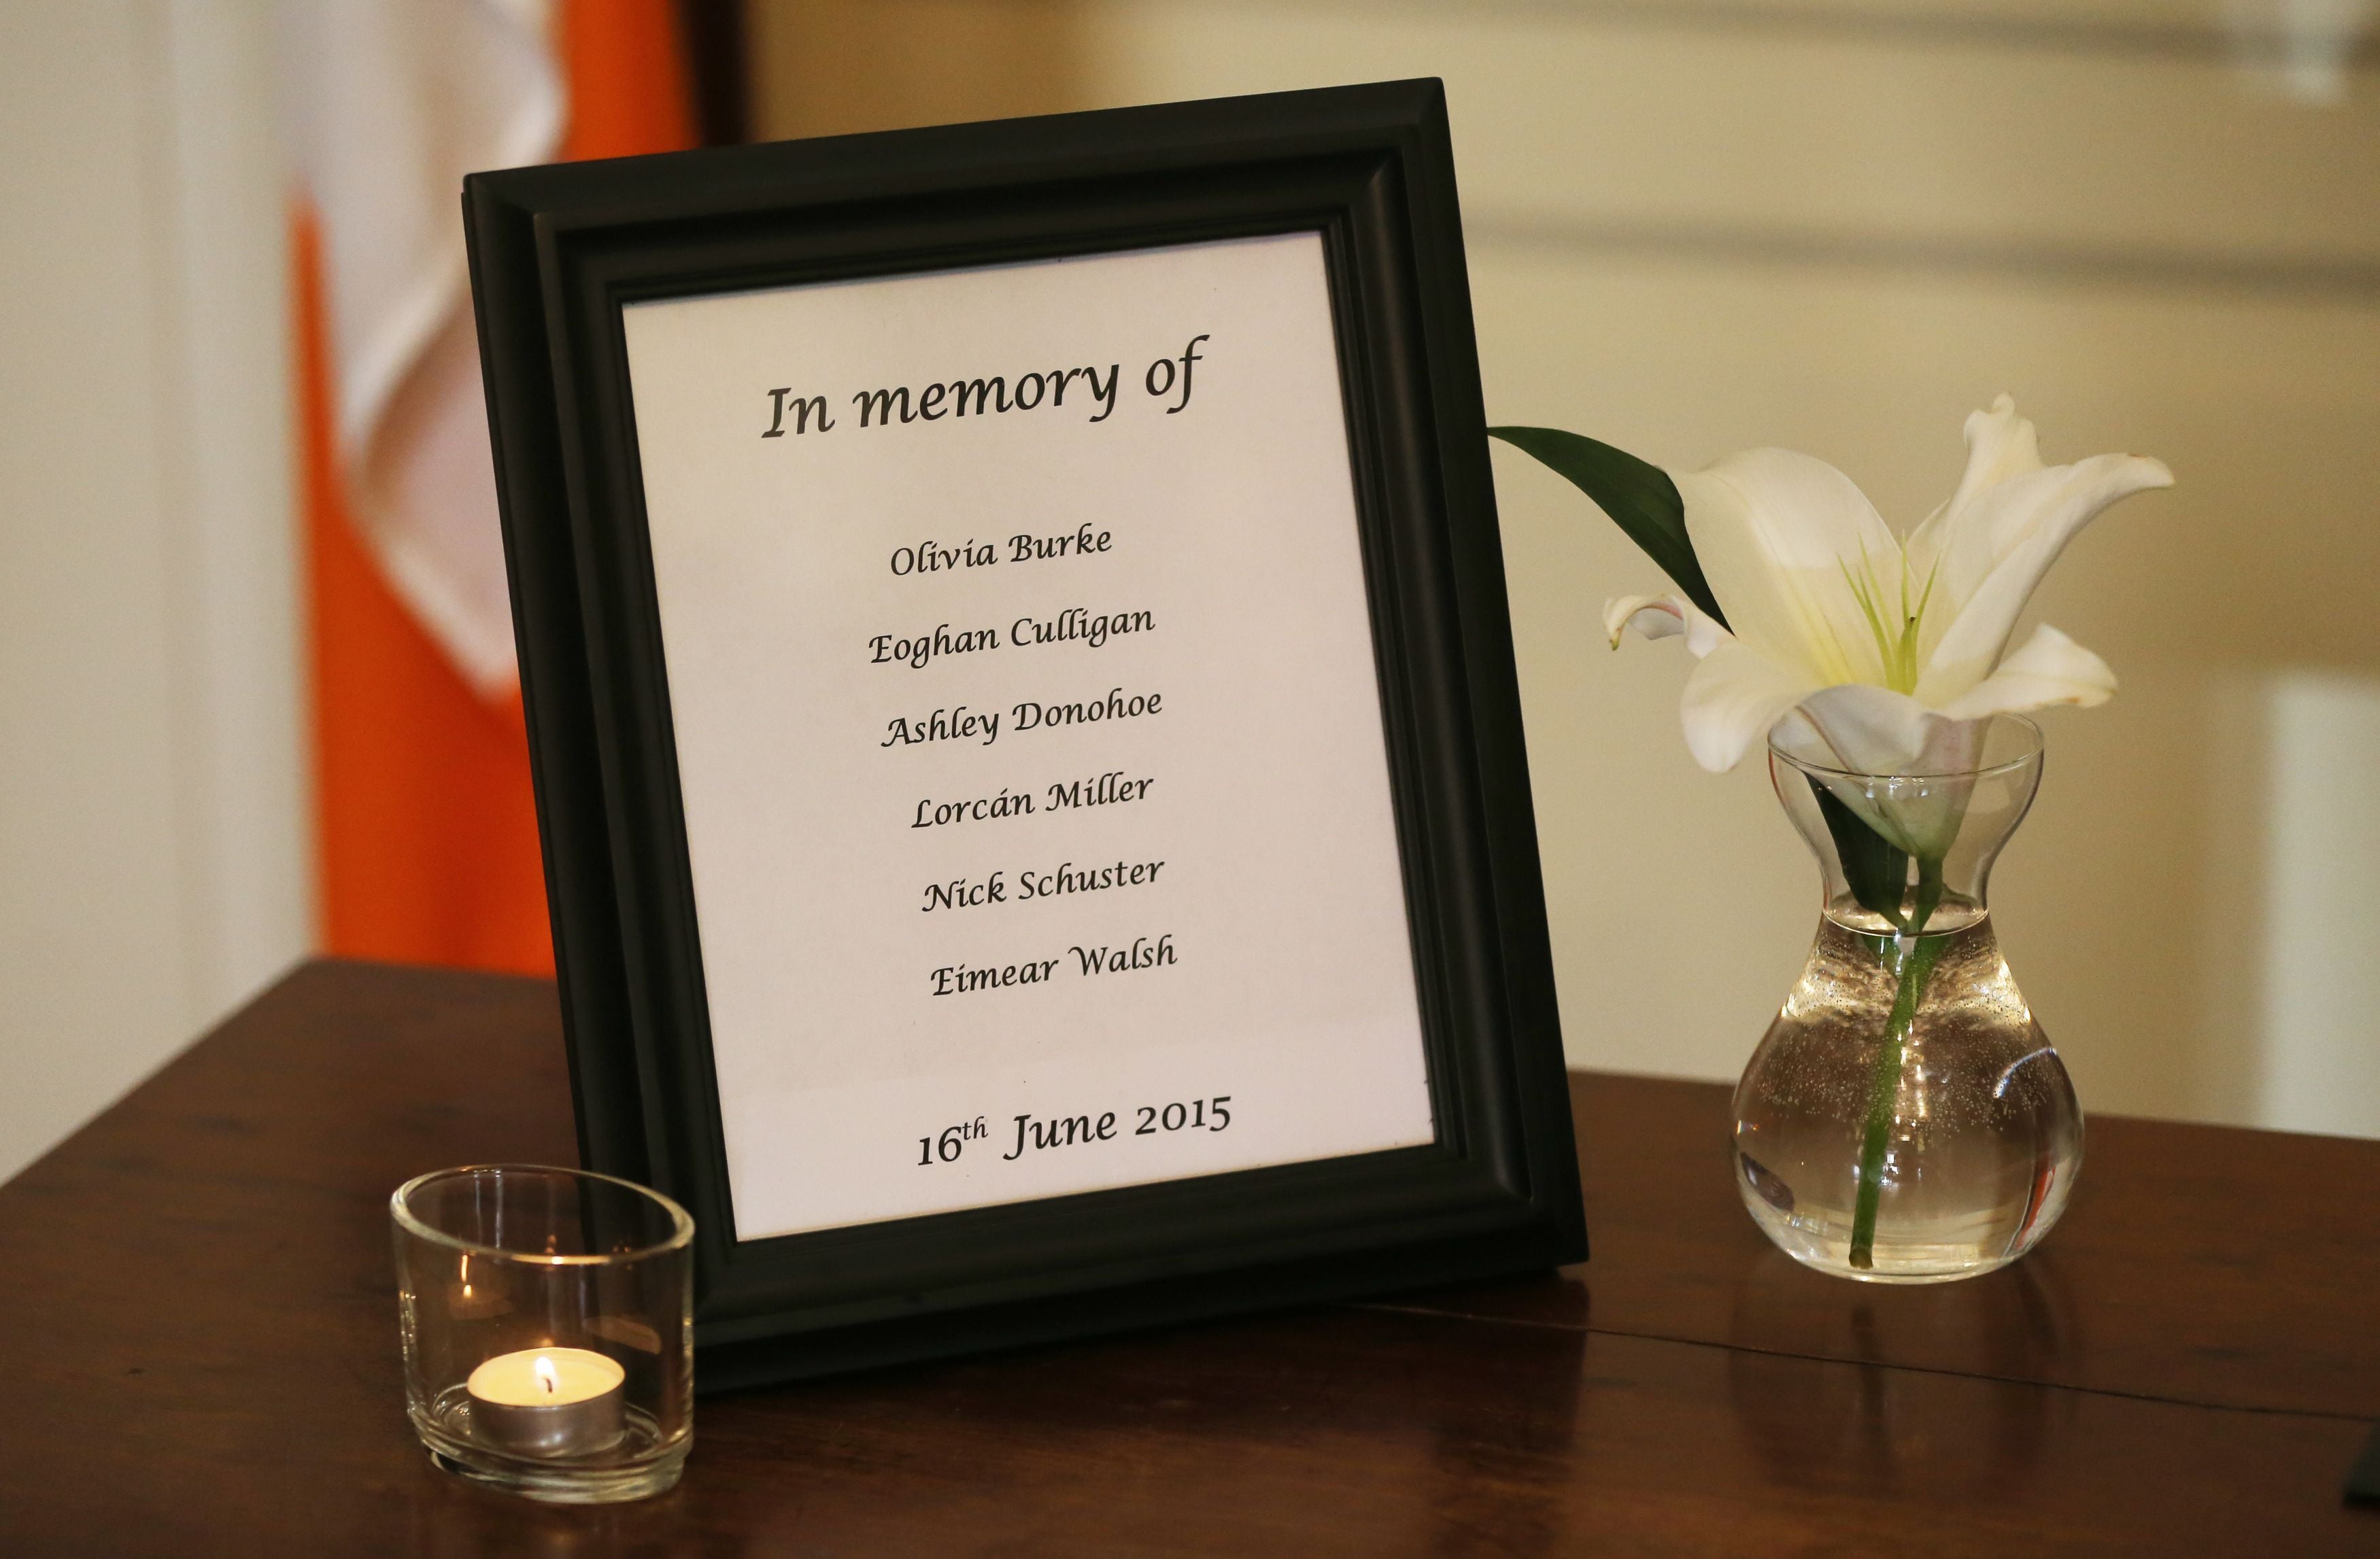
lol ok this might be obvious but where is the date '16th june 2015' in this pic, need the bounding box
[918,1095,1231,1167]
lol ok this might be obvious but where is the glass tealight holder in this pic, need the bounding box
[391,1165,694,1503]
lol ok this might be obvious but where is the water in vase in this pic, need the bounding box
[1732,904,2082,1281]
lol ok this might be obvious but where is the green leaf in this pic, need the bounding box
[1486,426,1729,630]
[1809,780,1909,928]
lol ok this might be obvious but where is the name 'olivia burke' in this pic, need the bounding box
[887,526,1113,575]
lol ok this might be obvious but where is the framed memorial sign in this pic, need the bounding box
[464,78,1585,1389]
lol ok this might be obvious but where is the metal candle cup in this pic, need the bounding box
[465,1347,627,1456]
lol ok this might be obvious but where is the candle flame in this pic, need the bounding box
[534,1354,559,1396]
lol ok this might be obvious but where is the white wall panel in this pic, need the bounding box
[2256,673,2380,1139]
[0,3,307,1184]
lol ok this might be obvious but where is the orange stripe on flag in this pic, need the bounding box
[301,1,698,976]
[558,0,700,163]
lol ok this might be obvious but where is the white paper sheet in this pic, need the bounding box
[621,233,1435,1240]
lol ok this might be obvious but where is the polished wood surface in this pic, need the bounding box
[3,960,2375,1555]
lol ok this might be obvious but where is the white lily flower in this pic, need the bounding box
[1612,397,2172,832]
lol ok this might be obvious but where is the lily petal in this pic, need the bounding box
[1789,684,1985,857]
[1904,393,2043,580]
[1913,450,2171,703]
[1934,622,2115,720]
[1675,448,1903,688]
[1795,682,1979,777]
[1603,592,1731,656]
[1680,638,1820,773]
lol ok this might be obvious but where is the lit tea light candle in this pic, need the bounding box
[466,1347,626,1456]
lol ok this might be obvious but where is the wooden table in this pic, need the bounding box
[4,960,2376,1555]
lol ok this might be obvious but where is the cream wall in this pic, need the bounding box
[0,2,310,1184]
[1071,0,2380,1131]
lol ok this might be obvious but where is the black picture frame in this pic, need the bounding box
[463,78,1585,1391]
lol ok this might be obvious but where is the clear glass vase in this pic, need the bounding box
[1732,714,2081,1282]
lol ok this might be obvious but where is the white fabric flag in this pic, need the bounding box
[282,0,564,695]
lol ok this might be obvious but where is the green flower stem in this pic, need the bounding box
[1848,856,1945,1271]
